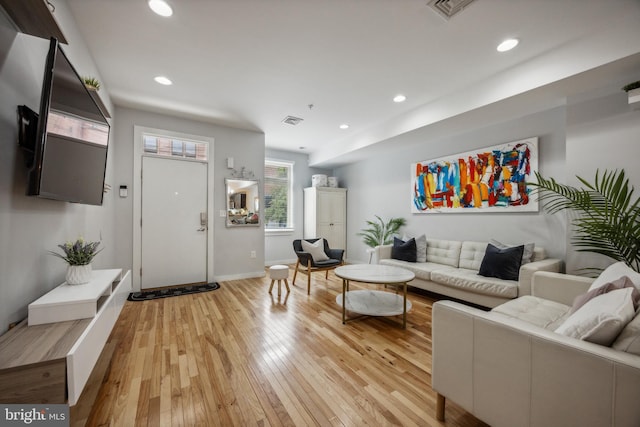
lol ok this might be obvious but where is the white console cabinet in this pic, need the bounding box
[0,269,131,406]
[28,269,124,325]
[303,187,347,251]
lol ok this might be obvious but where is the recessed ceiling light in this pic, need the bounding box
[339,124,349,129]
[148,0,173,17]
[154,76,173,85]
[393,94,406,103]
[497,38,519,52]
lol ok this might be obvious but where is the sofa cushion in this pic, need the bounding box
[403,234,427,262]
[489,238,535,264]
[391,237,416,262]
[612,310,640,356]
[458,241,488,270]
[589,261,640,291]
[479,243,524,281]
[301,238,329,262]
[379,259,454,281]
[492,295,571,330]
[555,287,636,346]
[431,268,519,298]
[571,276,640,314]
[531,246,546,262]
[426,239,462,268]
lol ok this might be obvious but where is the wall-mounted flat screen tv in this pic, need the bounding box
[19,38,110,206]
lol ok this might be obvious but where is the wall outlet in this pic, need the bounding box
[250,250,256,258]
[219,210,226,217]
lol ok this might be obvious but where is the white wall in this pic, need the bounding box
[112,106,265,282]
[335,107,568,265]
[264,148,331,265]
[0,10,116,331]
[335,89,640,272]
[565,91,640,273]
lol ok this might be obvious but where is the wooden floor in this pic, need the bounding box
[83,269,488,427]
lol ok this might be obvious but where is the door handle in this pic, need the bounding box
[197,227,206,232]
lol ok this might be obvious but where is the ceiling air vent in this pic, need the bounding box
[428,0,477,19]
[282,115,304,126]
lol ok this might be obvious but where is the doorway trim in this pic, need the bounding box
[132,125,215,291]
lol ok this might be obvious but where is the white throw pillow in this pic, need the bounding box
[555,287,636,346]
[301,239,329,262]
[612,310,640,356]
[489,239,535,264]
[589,261,640,291]
[403,234,427,262]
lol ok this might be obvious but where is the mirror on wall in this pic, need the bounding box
[226,178,260,227]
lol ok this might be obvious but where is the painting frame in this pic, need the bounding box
[411,137,539,214]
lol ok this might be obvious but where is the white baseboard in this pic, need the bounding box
[215,271,266,282]
[266,258,297,267]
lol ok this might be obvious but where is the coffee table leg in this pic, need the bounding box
[342,278,347,324]
[403,281,407,329]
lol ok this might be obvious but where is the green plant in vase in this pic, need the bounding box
[51,238,102,284]
[82,76,101,91]
[357,215,407,248]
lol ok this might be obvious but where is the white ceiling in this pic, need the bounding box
[66,0,640,167]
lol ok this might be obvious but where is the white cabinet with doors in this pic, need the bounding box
[303,187,347,252]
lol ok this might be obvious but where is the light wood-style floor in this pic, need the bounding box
[84,269,488,426]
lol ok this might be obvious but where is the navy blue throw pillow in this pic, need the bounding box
[479,243,524,281]
[391,237,417,263]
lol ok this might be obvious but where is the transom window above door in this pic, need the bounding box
[143,134,208,161]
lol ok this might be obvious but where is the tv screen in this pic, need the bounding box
[25,38,110,206]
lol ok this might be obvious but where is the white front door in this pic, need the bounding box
[141,156,208,289]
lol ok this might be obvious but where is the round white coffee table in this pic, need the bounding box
[335,264,415,328]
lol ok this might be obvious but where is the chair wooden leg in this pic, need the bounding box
[325,270,329,279]
[436,393,445,421]
[307,260,312,295]
[292,259,300,285]
[284,278,290,293]
[268,279,275,294]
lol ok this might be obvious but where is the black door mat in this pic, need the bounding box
[127,282,220,301]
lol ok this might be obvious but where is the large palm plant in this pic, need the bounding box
[530,169,640,272]
[357,215,407,248]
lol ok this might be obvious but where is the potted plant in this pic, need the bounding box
[357,215,407,248]
[50,238,102,284]
[530,169,639,273]
[83,76,101,91]
[623,80,640,108]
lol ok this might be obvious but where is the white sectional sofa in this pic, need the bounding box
[375,238,562,308]
[432,270,640,427]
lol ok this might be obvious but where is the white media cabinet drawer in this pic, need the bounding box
[67,269,131,405]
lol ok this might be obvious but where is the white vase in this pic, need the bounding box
[66,264,92,285]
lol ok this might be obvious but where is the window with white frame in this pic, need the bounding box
[264,159,293,230]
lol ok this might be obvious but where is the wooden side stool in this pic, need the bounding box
[268,265,290,296]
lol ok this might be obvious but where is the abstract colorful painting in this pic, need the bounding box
[411,137,538,213]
